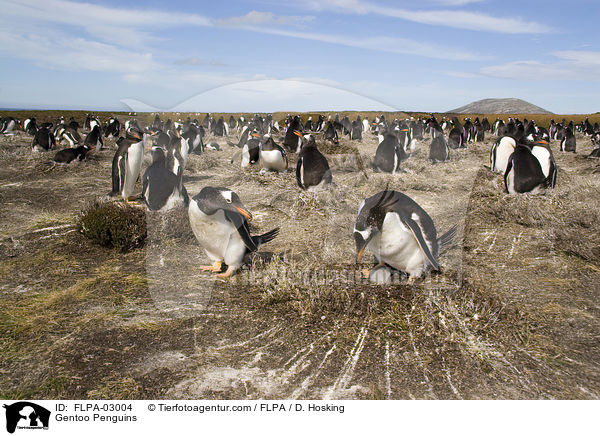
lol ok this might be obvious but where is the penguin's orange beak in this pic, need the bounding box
[357,245,366,262]
[538,140,549,145]
[235,207,252,220]
[252,132,260,137]
[293,130,302,137]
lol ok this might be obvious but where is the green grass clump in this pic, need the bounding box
[78,200,146,252]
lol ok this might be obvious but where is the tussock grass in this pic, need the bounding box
[78,200,147,252]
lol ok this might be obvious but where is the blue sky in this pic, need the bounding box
[0,0,598,113]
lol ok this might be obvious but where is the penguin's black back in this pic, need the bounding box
[297,143,331,189]
[505,145,547,193]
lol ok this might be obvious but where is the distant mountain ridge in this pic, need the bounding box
[447,98,553,114]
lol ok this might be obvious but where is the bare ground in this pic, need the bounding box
[0,117,599,399]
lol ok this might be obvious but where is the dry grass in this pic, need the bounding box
[1,111,599,399]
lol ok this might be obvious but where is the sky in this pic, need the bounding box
[0,0,599,113]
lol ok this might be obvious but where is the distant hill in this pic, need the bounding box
[447,98,553,114]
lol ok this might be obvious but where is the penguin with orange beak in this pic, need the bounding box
[109,127,146,202]
[354,190,456,282]
[188,187,279,278]
[283,115,303,152]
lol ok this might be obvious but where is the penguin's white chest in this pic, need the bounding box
[368,212,427,277]
[531,146,551,178]
[260,149,286,171]
[493,140,515,173]
[123,141,144,198]
[188,202,246,266]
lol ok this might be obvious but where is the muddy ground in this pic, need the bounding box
[0,114,599,399]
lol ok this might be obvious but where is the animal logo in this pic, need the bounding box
[3,402,50,433]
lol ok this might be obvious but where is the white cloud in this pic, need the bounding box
[480,51,600,81]
[243,26,482,61]
[0,27,155,74]
[216,11,314,27]
[302,0,549,34]
[2,0,211,47]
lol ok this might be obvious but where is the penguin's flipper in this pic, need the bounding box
[503,156,514,194]
[117,155,126,192]
[141,173,149,207]
[252,228,279,248]
[295,156,304,188]
[401,215,440,271]
[223,210,258,252]
[438,225,458,255]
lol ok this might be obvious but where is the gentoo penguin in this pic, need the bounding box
[296,134,332,191]
[354,190,456,282]
[350,120,362,141]
[54,125,82,147]
[429,136,450,163]
[53,145,90,163]
[259,135,288,172]
[104,118,121,138]
[448,123,464,149]
[212,116,229,136]
[374,133,406,173]
[188,187,279,278]
[490,136,516,173]
[110,131,146,202]
[560,128,576,152]
[85,125,104,150]
[31,126,55,151]
[589,134,600,158]
[23,117,38,135]
[0,117,17,135]
[283,116,303,152]
[324,122,339,144]
[239,131,261,167]
[528,139,557,188]
[142,146,188,211]
[504,145,549,194]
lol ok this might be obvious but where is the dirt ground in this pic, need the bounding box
[0,114,598,399]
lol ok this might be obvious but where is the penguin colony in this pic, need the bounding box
[6,109,598,283]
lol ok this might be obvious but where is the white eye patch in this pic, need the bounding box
[221,191,233,203]
[354,228,371,240]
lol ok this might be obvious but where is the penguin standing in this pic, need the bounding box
[429,136,450,163]
[296,135,332,191]
[240,131,261,167]
[354,190,456,282]
[259,135,288,172]
[188,187,279,278]
[504,145,549,194]
[85,125,104,149]
[374,133,406,173]
[283,116,303,152]
[448,123,464,149]
[110,131,146,202]
[529,139,557,188]
[560,127,576,152]
[490,136,516,174]
[31,126,55,151]
[142,146,188,211]
[324,122,339,144]
[350,120,363,141]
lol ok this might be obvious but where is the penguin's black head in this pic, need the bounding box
[354,191,399,262]
[192,187,252,220]
[150,146,167,165]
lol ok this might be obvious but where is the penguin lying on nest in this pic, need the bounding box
[188,187,279,278]
[354,190,456,284]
